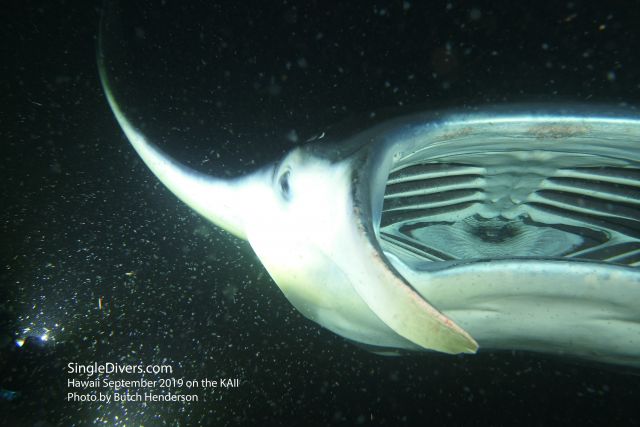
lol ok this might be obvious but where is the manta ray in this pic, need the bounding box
[98,53,640,366]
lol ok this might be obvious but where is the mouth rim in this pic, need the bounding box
[358,109,640,272]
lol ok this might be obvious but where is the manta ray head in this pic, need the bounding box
[240,146,356,303]
[238,145,417,348]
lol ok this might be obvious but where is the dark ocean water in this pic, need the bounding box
[1,1,639,425]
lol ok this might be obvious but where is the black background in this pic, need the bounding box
[2,0,639,425]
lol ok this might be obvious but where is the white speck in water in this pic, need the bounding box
[469,8,482,21]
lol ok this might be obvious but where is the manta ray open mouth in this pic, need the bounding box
[376,115,640,268]
[349,112,640,366]
[100,36,640,365]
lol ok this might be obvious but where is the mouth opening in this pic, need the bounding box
[376,114,640,269]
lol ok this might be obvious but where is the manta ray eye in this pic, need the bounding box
[279,170,291,200]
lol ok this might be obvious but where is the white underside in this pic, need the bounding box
[388,253,640,366]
